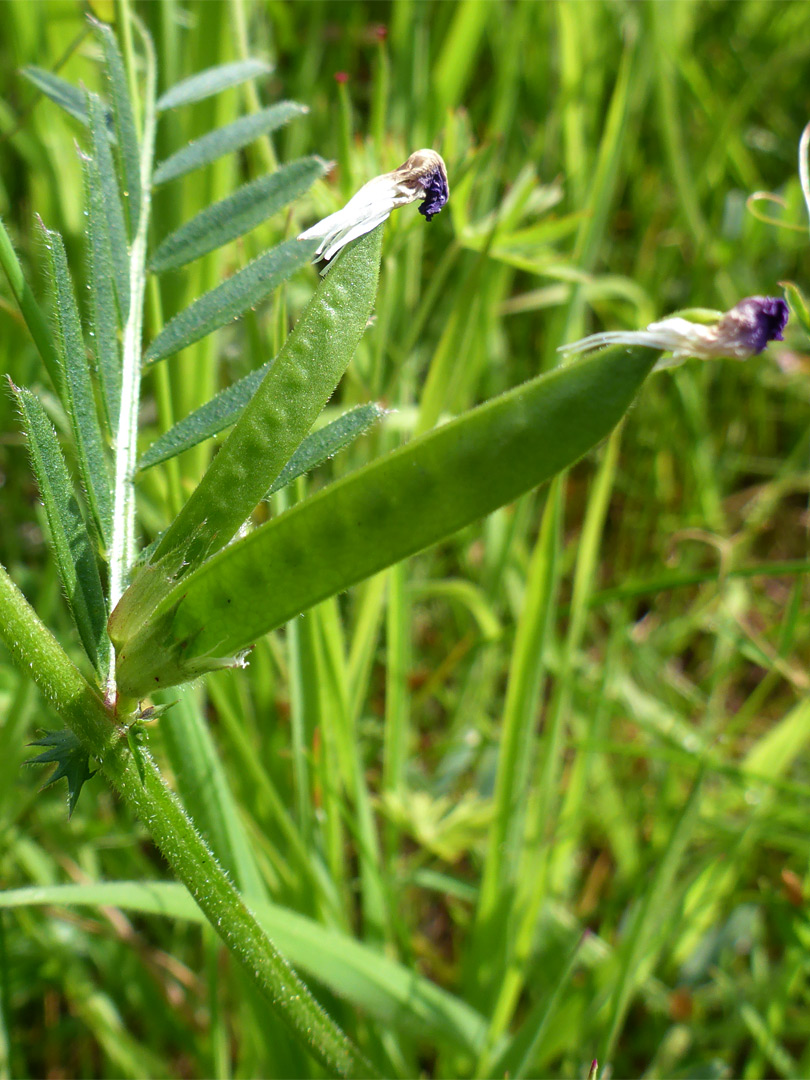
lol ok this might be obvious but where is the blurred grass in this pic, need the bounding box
[2,1,810,1077]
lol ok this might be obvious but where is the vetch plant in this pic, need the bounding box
[0,11,664,1076]
[560,295,789,369]
[4,5,810,1078]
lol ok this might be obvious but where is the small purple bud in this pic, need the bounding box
[716,295,789,356]
[418,166,449,221]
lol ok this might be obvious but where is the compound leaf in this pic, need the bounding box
[93,17,142,235]
[145,235,318,363]
[150,156,327,272]
[12,384,108,674]
[41,225,113,545]
[156,59,272,112]
[21,66,89,126]
[138,360,272,471]
[153,102,308,186]
[266,403,385,497]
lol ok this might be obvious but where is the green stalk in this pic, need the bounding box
[0,560,375,1078]
[469,479,561,1005]
[107,15,157,700]
[648,2,707,248]
[478,429,624,1054]
[382,560,411,860]
[147,274,184,518]
[231,0,277,172]
[371,28,390,164]
[336,76,354,199]
[800,121,810,233]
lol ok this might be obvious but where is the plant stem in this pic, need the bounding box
[147,274,185,517]
[0,560,376,1078]
[107,15,157,702]
[799,121,810,233]
[231,0,277,172]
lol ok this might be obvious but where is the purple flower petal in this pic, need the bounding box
[418,166,449,221]
[718,296,790,355]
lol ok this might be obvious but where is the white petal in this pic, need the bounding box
[559,316,723,362]
[298,171,423,260]
[318,208,393,262]
[557,330,656,355]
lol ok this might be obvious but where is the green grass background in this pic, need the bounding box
[2,1,810,1077]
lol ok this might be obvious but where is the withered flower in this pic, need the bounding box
[560,297,789,369]
[299,149,449,261]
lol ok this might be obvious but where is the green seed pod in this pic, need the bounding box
[113,344,657,697]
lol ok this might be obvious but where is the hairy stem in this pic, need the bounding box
[107,16,157,702]
[2,13,378,1075]
[0,561,375,1077]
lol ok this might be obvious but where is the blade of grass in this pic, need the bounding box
[0,561,376,1079]
[0,881,487,1052]
[599,775,704,1067]
[556,2,588,208]
[407,579,502,643]
[347,573,388,726]
[305,604,350,914]
[286,600,317,854]
[549,424,626,892]
[485,935,584,1079]
[433,0,492,113]
[468,479,562,1002]
[561,28,640,342]
[282,573,349,922]
[158,686,269,904]
[648,2,708,248]
[314,595,392,945]
[0,216,63,393]
[382,560,411,861]
[205,669,345,920]
[229,0,278,171]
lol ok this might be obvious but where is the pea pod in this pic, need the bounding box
[111,225,384,650]
[113,344,658,697]
[151,225,382,566]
